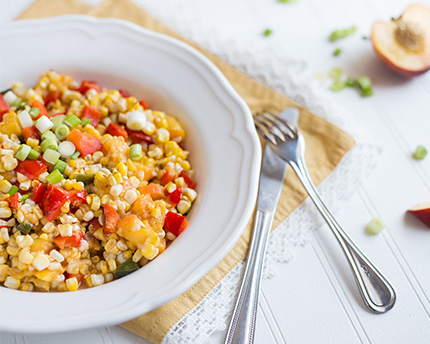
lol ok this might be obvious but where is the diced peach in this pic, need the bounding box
[138,183,166,200]
[30,238,54,254]
[166,116,185,140]
[118,214,147,245]
[131,194,153,217]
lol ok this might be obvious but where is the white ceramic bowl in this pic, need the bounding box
[0,16,261,333]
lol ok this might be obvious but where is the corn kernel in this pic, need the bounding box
[7,245,20,256]
[126,159,137,172]
[66,277,79,291]
[4,276,21,289]
[100,260,109,274]
[32,252,50,271]
[90,274,104,287]
[107,258,117,272]
[0,180,12,193]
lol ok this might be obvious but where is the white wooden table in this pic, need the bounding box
[2,0,430,343]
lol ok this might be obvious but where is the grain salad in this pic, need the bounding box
[0,71,197,292]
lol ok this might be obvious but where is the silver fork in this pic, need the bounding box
[254,110,396,313]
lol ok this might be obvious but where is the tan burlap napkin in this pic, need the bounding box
[17,0,355,342]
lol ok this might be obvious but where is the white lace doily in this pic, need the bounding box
[2,1,381,342]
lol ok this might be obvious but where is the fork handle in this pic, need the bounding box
[225,209,273,344]
[290,160,396,313]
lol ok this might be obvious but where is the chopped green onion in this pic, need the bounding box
[3,90,17,105]
[81,117,92,127]
[413,145,427,160]
[51,115,66,131]
[41,130,57,141]
[362,35,369,40]
[17,222,32,235]
[18,110,34,129]
[329,25,357,42]
[20,193,30,204]
[330,79,346,92]
[54,159,67,174]
[126,111,147,131]
[328,67,343,79]
[29,107,40,118]
[11,97,23,108]
[64,114,81,128]
[333,48,342,56]
[263,28,273,37]
[8,185,19,196]
[55,125,70,140]
[76,174,95,184]
[43,148,61,165]
[46,169,64,184]
[356,76,373,97]
[41,137,58,153]
[366,217,385,235]
[113,258,139,279]
[27,149,40,160]
[345,76,356,87]
[70,151,80,160]
[58,141,76,158]
[15,144,31,161]
[35,116,53,133]
[16,103,28,111]
[129,144,143,161]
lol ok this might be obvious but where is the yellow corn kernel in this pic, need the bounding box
[0,207,12,218]
[100,194,113,205]
[100,260,109,274]
[181,160,191,172]
[68,159,78,168]
[72,182,84,191]
[4,276,21,289]
[117,162,128,177]
[91,196,101,211]
[7,245,20,256]
[100,134,112,145]
[95,171,108,184]
[0,180,12,193]
[26,138,39,148]
[84,125,101,138]
[107,258,117,272]
[100,157,109,166]
[126,159,137,172]
[100,106,109,117]
[123,250,133,260]
[113,172,123,184]
[20,282,34,291]
[66,277,79,291]
[141,243,157,260]
[145,231,159,246]
[107,175,117,186]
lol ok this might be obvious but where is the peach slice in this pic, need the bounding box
[407,202,430,227]
[371,4,430,77]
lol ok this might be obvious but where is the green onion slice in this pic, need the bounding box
[70,151,81,160]
[11,97,23,108]
[81,117,92,127]
[46,169,64,184]
[65,114,81,128]
[54,159,67,174]
[29,107,40,118]
[51,115,66,131]
[41,137,59,153]
[55,125,70,141]
[15,144,31,161]
[366,217,385,235]
[20,193,31,204]
[27,149,40,160]
[129,144,143,161]
[413,145,427,160]
[43,148,61,165]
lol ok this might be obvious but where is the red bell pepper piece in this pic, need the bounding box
[54,231,83,249]
[160,171,177,186]
[15,160,47,179]
[103,204,120,233]
[0,95,10,120]
[81,105,101,127]
[179,171,197,189]
[139,99,150,110]
[68,189,87,207]
[48,112,64,118]
[77,80,101,94]
[106,122,128,140]
[118,89,131,98]
[31,182,47,204]
[68,129,102,156]
[126,128,153,144]
[22,126,40,141]
[44,90,61,105]
[163,211,188,237]
[40,185,87,222]
[168,186,182,205]
[7,193,19,210]
[41,184,69,221]
[88,217,102,233]
[31,100,48,119]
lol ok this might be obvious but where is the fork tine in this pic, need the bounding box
[259,111,296,140]
[254,115,278,145]
[266,111,297,137]
[254,112,288,143]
